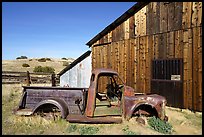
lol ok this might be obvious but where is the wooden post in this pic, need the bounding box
[51,73,56,87]
[26,71,31,86]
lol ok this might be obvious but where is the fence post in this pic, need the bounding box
[26,71,31,86]
[51,73,56,87]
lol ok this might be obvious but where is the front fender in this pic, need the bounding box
[32,98,69,119]
[124,100,156,120]
[123,96,159,120]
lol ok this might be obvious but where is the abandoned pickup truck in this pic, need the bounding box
[14,68,168,124]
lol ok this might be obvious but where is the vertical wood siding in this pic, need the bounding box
[91,2,202,111]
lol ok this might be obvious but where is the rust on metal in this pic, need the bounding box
[123,93,167,120]
[14,68,168,124]
[15,86,88,116]
[67,114,122,124]
[85,68,120,117]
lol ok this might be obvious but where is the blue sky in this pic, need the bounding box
[2,2,135,60]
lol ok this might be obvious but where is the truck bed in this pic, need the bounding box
[18,86,88,115]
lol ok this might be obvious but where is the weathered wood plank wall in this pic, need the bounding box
[91,2,202,111]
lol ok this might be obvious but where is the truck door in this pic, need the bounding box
[94,73,123,117]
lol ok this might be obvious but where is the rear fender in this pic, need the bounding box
[32,98,69,119]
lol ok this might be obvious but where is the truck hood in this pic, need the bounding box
[124,86,167,104]
[132,94,167,108]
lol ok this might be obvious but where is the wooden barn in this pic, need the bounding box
[58,50,92,88]
[86,2,202,111]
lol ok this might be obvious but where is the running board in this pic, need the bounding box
[67,115,122,124]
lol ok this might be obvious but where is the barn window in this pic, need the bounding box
[152,58,183,81]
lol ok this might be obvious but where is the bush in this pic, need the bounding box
[16,56,28,59]
[43,66,55,73]
[37,58,46,62]
[33,66,43,72]
[67,124,77,133]
[63,61,69,66]
[147,116,173,134]
[37,58,52,62]
[22,63,30,67]
[61,57,67,60]
[33,66,55,73]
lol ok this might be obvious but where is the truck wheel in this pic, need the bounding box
[35,104,61,120]
[33,98,69,119]
[47,107,61,121]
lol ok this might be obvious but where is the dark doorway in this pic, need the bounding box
[151,58,183,108]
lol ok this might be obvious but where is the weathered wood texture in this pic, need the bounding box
[91,2,202,111]
[2,71,58,85]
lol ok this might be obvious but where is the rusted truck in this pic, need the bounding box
[14,68,168,124]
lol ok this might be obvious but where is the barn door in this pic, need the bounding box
[151,58,183,108]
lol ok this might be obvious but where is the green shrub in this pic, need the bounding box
[67,124,77,133]
[43,66,55,73]
[33,66,43,72]
[61,57,67,60]
[37,58,46,62]
[33,66,55,73]
[62,61,69,66]
[37,58,51,62]
[22,63,30,67]
[78,126,99,135]
[16,56,28,59]
[147,116,173,134]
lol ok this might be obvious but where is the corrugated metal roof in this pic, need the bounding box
[86,2,149,47]
[58,50,91,76]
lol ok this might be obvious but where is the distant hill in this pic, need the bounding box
[2,57,75,74]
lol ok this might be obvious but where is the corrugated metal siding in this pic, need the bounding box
[60,53,92,88]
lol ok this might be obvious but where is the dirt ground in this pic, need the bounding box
[2,84,202,135]
[94,106,202,135]
[165,107,202,135]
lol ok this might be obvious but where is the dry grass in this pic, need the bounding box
[165,107,202,135]
[2,84,202,135]
[2,58,74,74]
